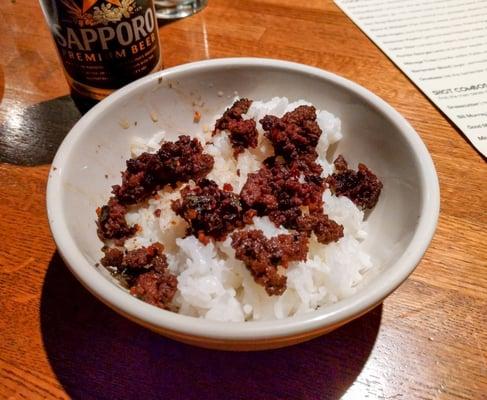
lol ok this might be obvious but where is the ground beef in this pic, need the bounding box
[214,98,253,132]
[112,135,214,204]
[96,197,137,241]
[326,155,383,209]
[288,154,324,181]
[172,179,245,242]
[100,247,124,268]
[101,243,167,271]
[240,157,344,244]
[260,105,322,161]
[231,230,308,296]
[332,154,348,172]
[123,242,168,271]
[240,158,324,228]
[100,243,177,310]
[214,98,258,156]
[130,270,178,310]
[296,213,344,244]
[227,119,259,157]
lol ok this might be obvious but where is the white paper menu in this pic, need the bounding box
[334,0,487,157]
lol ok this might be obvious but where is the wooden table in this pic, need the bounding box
[1,1,485,398]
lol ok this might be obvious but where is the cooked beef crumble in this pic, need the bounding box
[241,157,323,218]
[96,197,137,241]
[172,179,245,242]
[326,155,383,209]
[100,243,177,310]
[213,98,258,156]
[101,242,167,272]
[260,105,322,161]
[130,270,178,310]
[228,119,259,156]
[231,230,309,295]
[112,135,214,204]
[100,246,124,267]
[240,157,343,243]
[295,213,344,245]
[214,98,252,131]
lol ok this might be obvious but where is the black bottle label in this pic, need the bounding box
[46,0,161,89]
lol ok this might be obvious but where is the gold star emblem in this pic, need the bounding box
[82,0,122,13]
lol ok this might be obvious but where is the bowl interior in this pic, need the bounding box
[49,59,437,340]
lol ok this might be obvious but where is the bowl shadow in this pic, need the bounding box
[41,252,382,400]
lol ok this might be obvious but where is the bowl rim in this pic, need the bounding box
[47,57,440,341]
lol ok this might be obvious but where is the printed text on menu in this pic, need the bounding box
[335,0,487,156]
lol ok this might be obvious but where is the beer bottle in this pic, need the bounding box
[39,0,163,107]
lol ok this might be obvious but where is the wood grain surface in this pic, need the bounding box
[0,0,486,399]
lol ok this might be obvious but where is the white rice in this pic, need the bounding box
[122,97,374,321]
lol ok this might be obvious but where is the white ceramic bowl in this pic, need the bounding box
[47,58,440,350]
